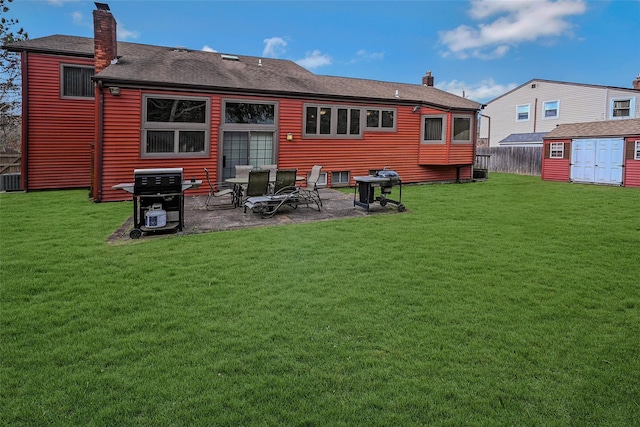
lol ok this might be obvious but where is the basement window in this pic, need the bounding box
[331,171,350,186]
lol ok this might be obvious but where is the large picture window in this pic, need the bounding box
[142,95,209,156]
[452,115,472,143]
[304,104,362,138]
[61,65,94,98]
[224,101,275,124]
[421,115,446,144]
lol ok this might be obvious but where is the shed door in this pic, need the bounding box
[571,138,623,185]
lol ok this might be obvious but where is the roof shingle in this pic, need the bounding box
[545,119,640,139]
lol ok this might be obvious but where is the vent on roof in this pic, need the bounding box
[221,54,239,61]
[172,47,189,52]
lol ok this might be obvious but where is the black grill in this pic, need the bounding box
[134,168,183,195]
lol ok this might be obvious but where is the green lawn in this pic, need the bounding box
[1,174,638,426]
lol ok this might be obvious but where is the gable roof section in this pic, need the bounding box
[6,35,480,111]
[488,78,640,104]
[545,118,640,139]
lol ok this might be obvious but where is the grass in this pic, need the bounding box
[1,174,638,426]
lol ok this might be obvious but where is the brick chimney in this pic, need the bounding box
[422,71,434,87]
[633,74,640,90]
[93,3,117,73]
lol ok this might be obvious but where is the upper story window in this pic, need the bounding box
[421,115,446,144]
[142,95,209,157]
[304,104,362,138]
[452,115,473,143]
[635,141,640,160]
[610,98,635,119]
[550,142,564,159]
[224,101,275,124]
[516,104,530,122]
[543,100,559,118]
[61,65,94,98]
[365,108,396,131]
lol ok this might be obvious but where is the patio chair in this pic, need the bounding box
[242,170,270,208]
[234,165,253,180]
[302,165,323,207]
[260,164,278,182]
[273,169,298,195]
[204,167,235,210]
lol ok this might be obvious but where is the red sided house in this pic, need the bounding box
[542,118,640,187]
[6,4,481,202]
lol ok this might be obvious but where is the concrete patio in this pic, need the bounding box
[108,188,406,242]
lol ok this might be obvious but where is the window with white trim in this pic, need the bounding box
[550,142,564,159]
[635,141,640,160]
[61,64,94,98]
[452,115,473,143]
[304,104,362,138]
[365,108,396,131]
[610,98,635,119]
[516,104,530,121]
[543,100,559,118]
[142,95,209,157]
[421,115,446,144]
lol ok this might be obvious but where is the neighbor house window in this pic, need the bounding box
[610,98,635,119]
[142,95,209,156]
[543,100,559,118]
[550,142,564,158]
[61,65,94,98]
[304,104,362,137]
[365,108,396,131]
[452,115,472,143]
[224,101,275,124]
[516,104,530,121]
[421,115,446,144]
[635,141,640,160]
[331,171,350,186]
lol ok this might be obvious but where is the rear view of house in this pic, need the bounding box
[4,3,482,202]
[542,118,640,187]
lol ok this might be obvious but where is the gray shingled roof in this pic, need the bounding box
[6,35,480,110]
[545,119,640,139]
[499,132,548,143]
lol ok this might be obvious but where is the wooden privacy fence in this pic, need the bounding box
[476,146,542,176]
[0,154,20,174]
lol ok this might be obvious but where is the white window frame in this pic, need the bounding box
[421,114,447,144]
[635,140,640,160]
[610,97,636,119]
[452,114,473,144]
[543,100,559,119]
[141,94,210,158]
[550,142,564,159]
[516,104,530,122]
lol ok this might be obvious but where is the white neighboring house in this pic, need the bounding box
[480,77,640,147]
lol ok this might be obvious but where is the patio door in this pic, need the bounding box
[222,131,275,179]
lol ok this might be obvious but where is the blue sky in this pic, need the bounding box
[7,0,640,103]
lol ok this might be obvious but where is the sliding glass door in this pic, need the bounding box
[222,131,275,179]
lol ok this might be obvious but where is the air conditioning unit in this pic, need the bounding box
[1,173,21,192]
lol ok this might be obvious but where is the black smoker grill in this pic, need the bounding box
[353,169,405,212]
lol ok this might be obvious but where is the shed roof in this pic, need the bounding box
[544,119,640,139]
[6,35,480,110]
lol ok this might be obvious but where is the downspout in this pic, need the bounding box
[95,80,104,202]
[21,51,29,191]
[533,98,538,133]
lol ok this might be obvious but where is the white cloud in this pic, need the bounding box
[263,37,288,58]
[295,50,332,70]
[202,45,217,53]
[117,22,140,41]
[439,0,587,59]
[71,11,86,26]
[353,49,385,62]
[436,78,518,103]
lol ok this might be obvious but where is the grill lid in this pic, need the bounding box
[134,168,184,194]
